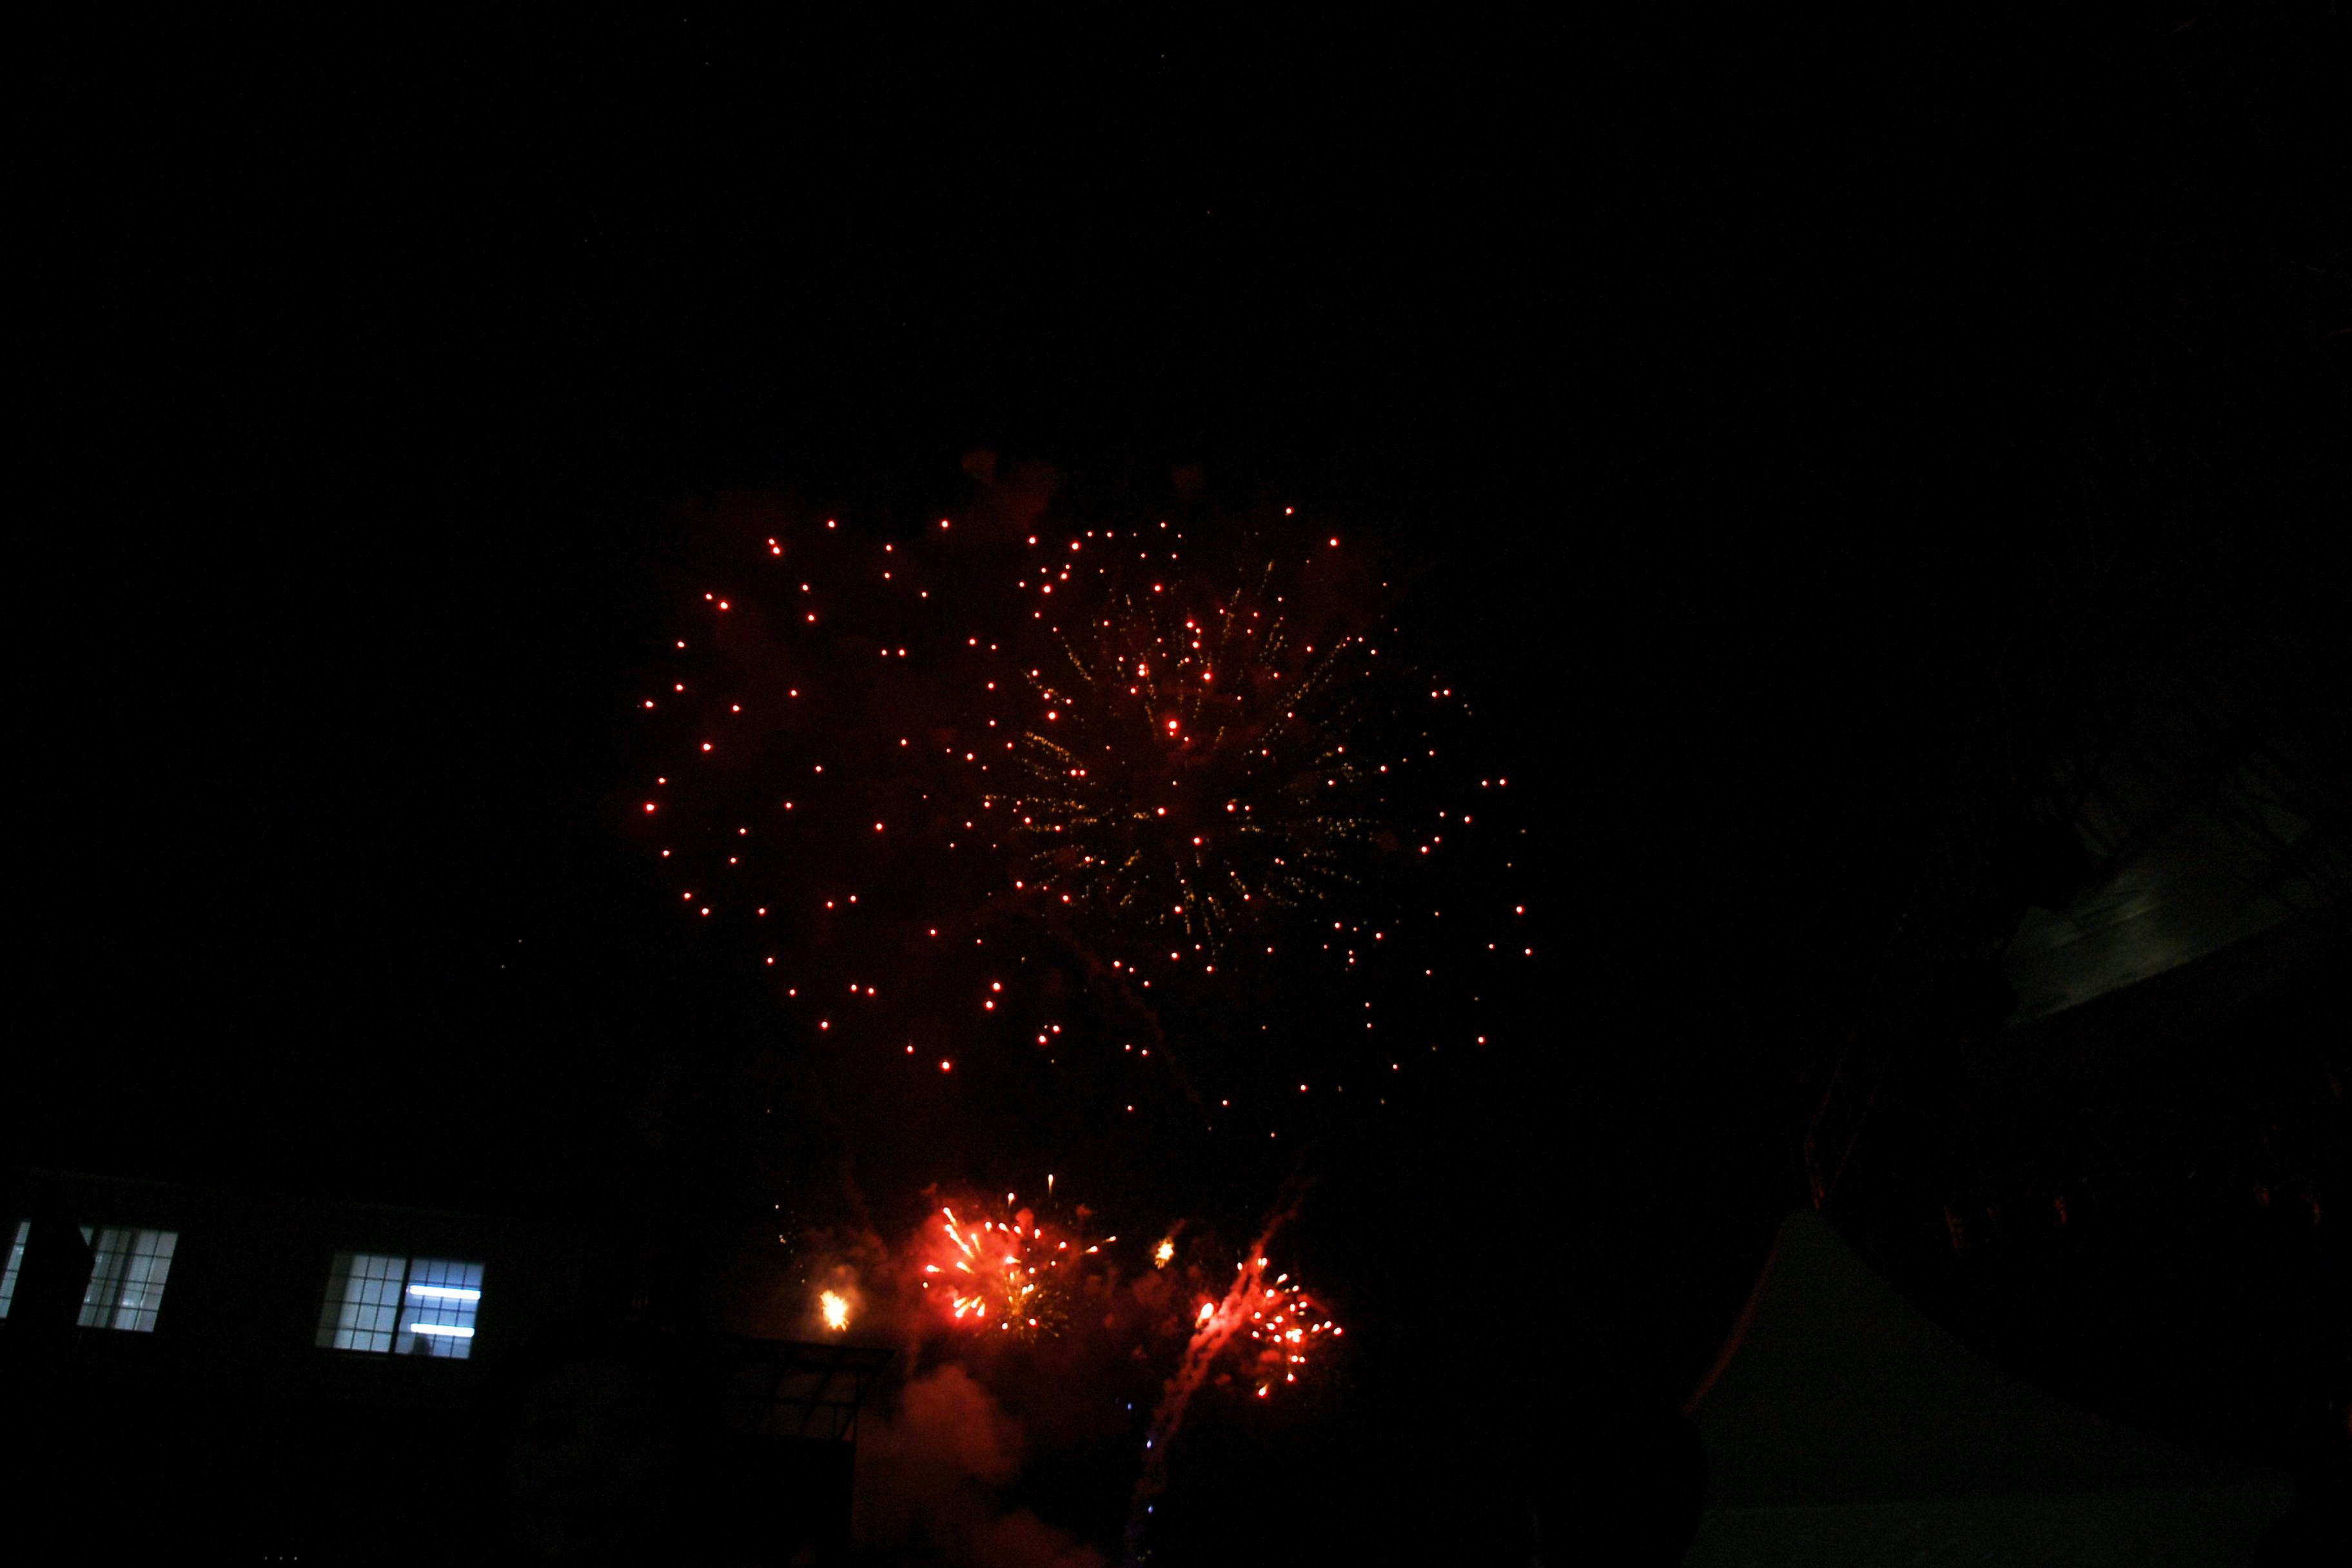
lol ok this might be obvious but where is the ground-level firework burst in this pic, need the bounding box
[790,1177,1342,1563]
[794,1181,1334,1394]
[1122,1202,1333,1563]
[913,1191,1115,1339]
[1222,1266,1336,1398]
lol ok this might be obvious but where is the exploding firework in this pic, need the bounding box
[797,1182,1331,1392]
[992,567,1380,954]
[633,481,1536,1160]
[912,1191,1115,1339]
[779,1159,1348,1562]
[1226,1267,1335,1398]
[1122,1202,1334,1563]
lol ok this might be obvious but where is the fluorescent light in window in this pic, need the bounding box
[406,1284,482,1300]
[409,1323,475,1337]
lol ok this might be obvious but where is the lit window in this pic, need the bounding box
[0,1219,26,1318]
[317,1253,485,1358]
[77,1227,179,1333]
[315,1251,407,1353]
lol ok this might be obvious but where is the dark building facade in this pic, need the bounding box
[0,1167,887,1564]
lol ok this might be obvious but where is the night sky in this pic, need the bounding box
[16,14,2346,1562]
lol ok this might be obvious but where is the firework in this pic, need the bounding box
[1122,1204,1334,1563]
[634,486,1536,1151]
[992,567,1379,954]
[912,1191,1115,1340]
[789,1173,1340,1565]
[801,1185,1329,1393]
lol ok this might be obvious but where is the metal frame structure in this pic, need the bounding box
[712,1335,894,1443]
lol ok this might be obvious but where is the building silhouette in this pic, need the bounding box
[0,1166,888,1565]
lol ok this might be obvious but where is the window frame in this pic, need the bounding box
[315,1249,486,1359]
[75,1224,181,1333]
[0,1219,28,1319]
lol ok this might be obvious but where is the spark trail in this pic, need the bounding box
[1121,1199,1333,1564]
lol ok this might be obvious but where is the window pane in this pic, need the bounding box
[77,1228,179,1331]
[397,1257,484,1358]
[317,1253,486,1357]
[317,1251,408,1352]
[0,1219,27,1318]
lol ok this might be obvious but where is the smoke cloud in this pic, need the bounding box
[856,1362,1106,1568]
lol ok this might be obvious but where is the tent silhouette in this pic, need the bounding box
[1682,1210,2291,1566]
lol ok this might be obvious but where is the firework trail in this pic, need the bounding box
[1121,1197,1333,1564]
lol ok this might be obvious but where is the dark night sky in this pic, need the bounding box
[14,14,2345,1556]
